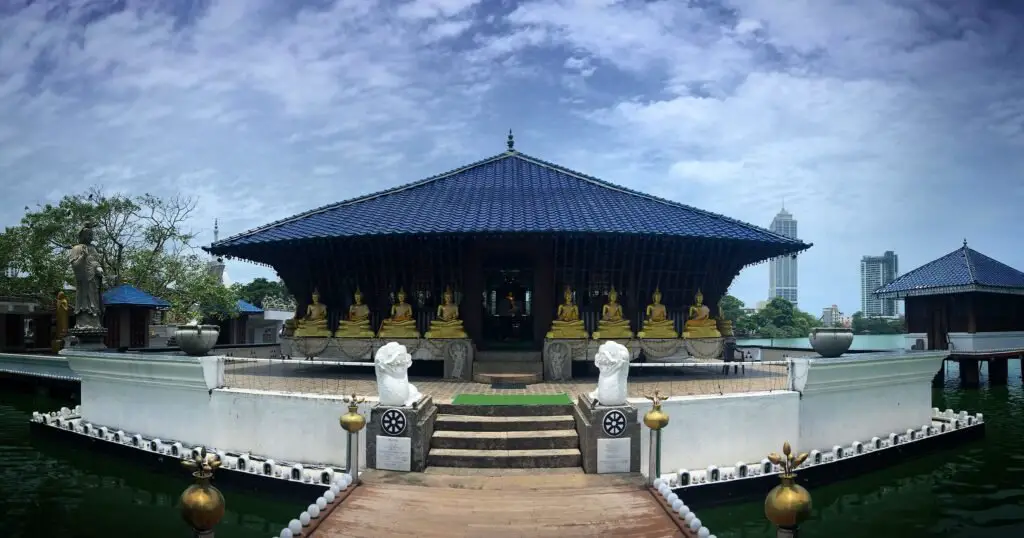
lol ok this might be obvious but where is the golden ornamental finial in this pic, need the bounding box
[766,441,808,477]
[181,447,222,480]
[643,390,669,430]
[354,285,362,294]
[645,389,664,407]
[340,394,368,433]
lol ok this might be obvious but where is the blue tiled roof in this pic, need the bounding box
[875,243,1024,298]
[237,299,263,314]
[102,284,171,308]
[209,151,808,251]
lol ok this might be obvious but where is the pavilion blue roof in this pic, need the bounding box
[102,284,171,308]
[208,149,808,255]
[237,299,263,314]
[875,242,1024,299]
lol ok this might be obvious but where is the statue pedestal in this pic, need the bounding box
[367,396,437,473]
[638,339,688,362]
[67,327,108,351]
[683,337,725,360]
[574,395,640,474]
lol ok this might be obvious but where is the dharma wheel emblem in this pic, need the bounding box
[602,410,627,437]
[380,409,407,436]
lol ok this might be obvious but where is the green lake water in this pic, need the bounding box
[2,334,1020,537]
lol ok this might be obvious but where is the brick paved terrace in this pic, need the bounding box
[221,359,789,400]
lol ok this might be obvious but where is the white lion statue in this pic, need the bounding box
[588,340,631,406]
[375,342,422,407]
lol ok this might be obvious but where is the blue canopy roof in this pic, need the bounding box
[208,149,808,253]
[102,284,171,308]
[875,242,1024,299]
[237,299,263,314]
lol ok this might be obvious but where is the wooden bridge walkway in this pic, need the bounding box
[310,468,690,538]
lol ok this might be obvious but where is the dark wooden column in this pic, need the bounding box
[533,237,555,348]
[463,239,484,343]
[966,293,977,334]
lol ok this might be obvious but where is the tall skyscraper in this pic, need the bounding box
[861,251,899,316]
[768,207,798,305]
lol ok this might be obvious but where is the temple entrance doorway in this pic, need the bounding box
[480,264,535,351]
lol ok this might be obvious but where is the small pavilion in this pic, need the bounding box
[209,299,264,346]
[102,284,171,349]
[875,241,1024,384]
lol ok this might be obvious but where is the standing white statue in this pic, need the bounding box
[588,340,631,406]
[374,342,422,407]
[69,222,104,329]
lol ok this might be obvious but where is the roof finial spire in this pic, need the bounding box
[506,129,515,152]
[963,237,968,247]
[214,219,219,243]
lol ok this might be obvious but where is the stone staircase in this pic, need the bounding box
[427,403,581,469]
[473,351,544,384]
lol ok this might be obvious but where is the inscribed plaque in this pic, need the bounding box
[597,437,631,474]
[375,435,411,472]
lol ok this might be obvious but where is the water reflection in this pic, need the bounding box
[0,391,297,538]
[699,362,1024,538]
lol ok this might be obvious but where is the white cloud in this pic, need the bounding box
[2,0,1023,316]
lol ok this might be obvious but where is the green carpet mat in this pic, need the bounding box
[451,393,572,406]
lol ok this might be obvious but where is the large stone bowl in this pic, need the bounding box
[808,328,854,358]
[175,325,220,356]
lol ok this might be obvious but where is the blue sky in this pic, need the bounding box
[2,0,1022,315]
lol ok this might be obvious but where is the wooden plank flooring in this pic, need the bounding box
[312,470,687,538]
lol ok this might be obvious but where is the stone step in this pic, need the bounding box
[431,429,580,451]
[437,403,575,417]
[427,448,582,469]
[475,351,543,363]
[473,371,544,384]
[434,414,576,432]
[472,360,544,384]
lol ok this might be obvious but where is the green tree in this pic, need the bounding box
[851,311,904,334]
[0,188,237,321]
[743,297,821,338]
[231,278,291,308]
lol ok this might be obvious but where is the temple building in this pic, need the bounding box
[875,241,1024,353]
[207,135,809,380]
[102,284,170,349]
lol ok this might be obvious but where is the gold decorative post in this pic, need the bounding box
[340,394,367,485]
[764,442,813,537]
[643,390,669,484]
[179,448,226,537]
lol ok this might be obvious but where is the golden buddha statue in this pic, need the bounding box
[716,304,734,337]
[683,289,721,339]
[593,286,633,340]
[377,287,420,338]
[639,287,678,339]
[294,289,332,338]
[426,286,467,339]
[336,287,375,338]
[546,285,588,339]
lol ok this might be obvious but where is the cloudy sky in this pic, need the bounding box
[2,0,1023,316]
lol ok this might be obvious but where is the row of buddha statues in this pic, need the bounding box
[546,285,730,340]
[292,286,466,339]
[291,284,730,340]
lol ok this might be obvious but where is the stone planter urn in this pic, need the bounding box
[808,327,854,358]
[175,325,220,356]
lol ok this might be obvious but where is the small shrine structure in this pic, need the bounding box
[206,134,809,380]
[102,284,170,349]
[875,241,1024,384]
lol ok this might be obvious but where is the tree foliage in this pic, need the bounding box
[230,277,291,308]
[0,188,237,321]
[851,311,905,334]
[719,295,822,338]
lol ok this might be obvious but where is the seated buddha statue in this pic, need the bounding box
[377,287,420,339]
[639,287,678,339]
[683,289,721,339]
[294,289,332,338]
[716,304,734,337]
[336,287,375,338]
[593,286,633,340]
[546,285,588,339]
[426,286,467,339]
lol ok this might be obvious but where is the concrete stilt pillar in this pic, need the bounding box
[989,359,1009,385]
[959,358,980,387]
[932,361,945,387]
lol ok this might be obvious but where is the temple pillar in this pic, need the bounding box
[932,361,945,387]
[958,358,980,387]
[988,359,1008,385]
[533,239,555,348]
[463,241,483,343]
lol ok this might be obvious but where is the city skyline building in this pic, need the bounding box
[768,206,799,306]
[861,251,899,316]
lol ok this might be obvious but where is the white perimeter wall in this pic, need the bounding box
[633,350,945,474]
[62,350,371,467]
